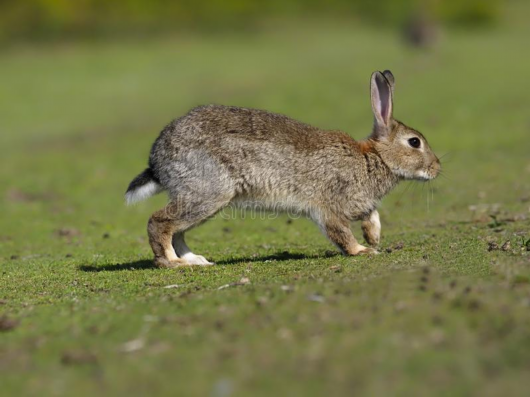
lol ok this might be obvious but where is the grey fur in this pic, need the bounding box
[126,71,440,267]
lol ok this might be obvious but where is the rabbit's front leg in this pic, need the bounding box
[361,209,381,247]
[318,215,377,255]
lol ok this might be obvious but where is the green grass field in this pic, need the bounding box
[1,8,530,397]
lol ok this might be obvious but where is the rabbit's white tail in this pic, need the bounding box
[125,168,163,205]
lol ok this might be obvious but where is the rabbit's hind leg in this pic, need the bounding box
[147,195,230,268]
[147,204,188,268]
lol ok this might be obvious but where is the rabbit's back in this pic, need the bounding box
[157,104,344,149]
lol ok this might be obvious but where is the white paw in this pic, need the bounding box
[182,253,214,265]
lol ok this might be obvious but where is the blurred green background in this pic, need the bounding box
[1,1,530,396]
[0,0,502,42]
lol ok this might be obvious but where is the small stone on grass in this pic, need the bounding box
[120,338,145,353]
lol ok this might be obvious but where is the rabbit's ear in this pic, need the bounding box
[382,70,395,94]
[370,71,393,133]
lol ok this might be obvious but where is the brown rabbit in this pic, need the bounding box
[125,70,440,267]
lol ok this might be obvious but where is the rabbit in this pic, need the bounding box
[125,70,440,268]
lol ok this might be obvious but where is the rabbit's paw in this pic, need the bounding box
[154,257,191,268]
[357,247,379,255]
[181,253,214,266]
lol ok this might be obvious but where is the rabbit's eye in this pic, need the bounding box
[408,137,421,148]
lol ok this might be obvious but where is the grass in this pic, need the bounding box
[1,9,530,397]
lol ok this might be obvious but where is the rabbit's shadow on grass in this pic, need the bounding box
[79,251,332,272]
[79,260,155,272]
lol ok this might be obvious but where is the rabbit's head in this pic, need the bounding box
[369,70,440,181]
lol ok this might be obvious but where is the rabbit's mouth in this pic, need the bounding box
[414,171,435,181]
